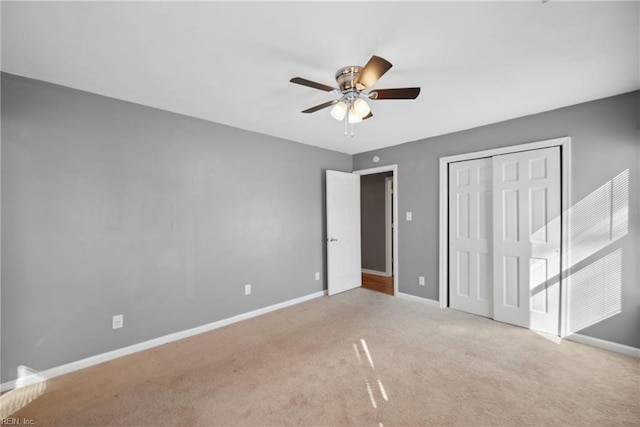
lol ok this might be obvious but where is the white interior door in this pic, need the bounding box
[492,147,561,334]
[449,158,493,317]
[326,170,362,296]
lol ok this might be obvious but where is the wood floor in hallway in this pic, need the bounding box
[361,272,393,295]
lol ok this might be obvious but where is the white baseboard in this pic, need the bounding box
[361,268,391,277]
[0,290,326,392]
[565,333,640,358]
[396,292,440,307]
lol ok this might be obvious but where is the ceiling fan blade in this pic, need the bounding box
[355,55,392,89]
[301,100,338,113]
[290,77,336,92]
[370,87,421,100]
[362,112,373,120]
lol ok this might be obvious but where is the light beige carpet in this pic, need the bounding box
[9,288,640,426]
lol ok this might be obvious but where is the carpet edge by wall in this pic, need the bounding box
[0,290,327,392]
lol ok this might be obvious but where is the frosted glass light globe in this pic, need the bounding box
[330,101,347,121]
[353,98,370,117]
[348,108,363,124]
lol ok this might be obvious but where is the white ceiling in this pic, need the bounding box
[2,1,638,155]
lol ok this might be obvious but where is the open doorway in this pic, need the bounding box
[356,167,397,296]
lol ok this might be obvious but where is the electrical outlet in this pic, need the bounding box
[315,272,320,281]
[245,284,251,295]
[406,212,413,221]
[418,276,425,286]
[112,314,124,330]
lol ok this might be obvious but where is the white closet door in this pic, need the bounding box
[449,158,493,317]
[492,147,561,334]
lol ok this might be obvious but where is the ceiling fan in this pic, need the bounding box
[290,55,420,135]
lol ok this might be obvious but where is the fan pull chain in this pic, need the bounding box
[343,100,354,137]
[344,113,348,135]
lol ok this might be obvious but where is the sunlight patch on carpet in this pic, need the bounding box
[360,339,375,369]
[353,338,391,424]
[377,378,389,401]
[353,343,363,365]
[0,366,48,419]
[365,378,378,409]
[533,330,562,345]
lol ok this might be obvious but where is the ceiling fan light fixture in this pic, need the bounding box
[330,101,348,121]
[353,98,370,117]
[348,107,363,124]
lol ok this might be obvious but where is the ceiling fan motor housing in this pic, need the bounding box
[335,66,365,91]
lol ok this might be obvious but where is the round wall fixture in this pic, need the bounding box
[372,156,380,163]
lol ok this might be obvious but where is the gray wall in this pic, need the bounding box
[0,73,352,383]
[353,91,640,349]
[2,73,638,385]
[361,172,392,272]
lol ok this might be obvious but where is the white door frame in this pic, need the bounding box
[354,165,399,296]
[438,137,572,337]
[385,176,393,276]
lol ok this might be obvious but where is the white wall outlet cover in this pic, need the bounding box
[406,212,413,221]
[418,276,425,286]
[315,272,320,281]
[112,314,124,330]
[244,284,251,295]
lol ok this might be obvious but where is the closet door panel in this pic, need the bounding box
[492,147,561,334]
[449,158,493,317]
